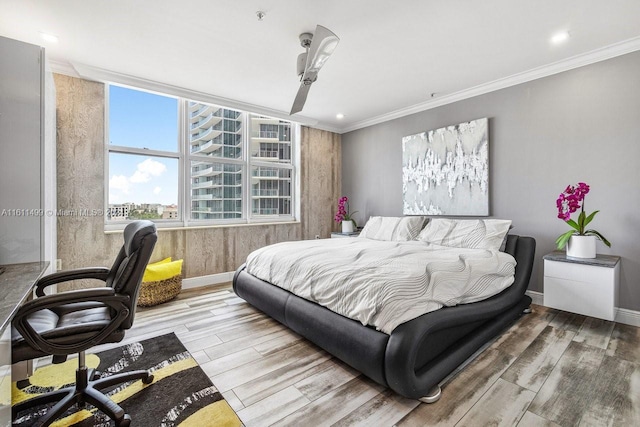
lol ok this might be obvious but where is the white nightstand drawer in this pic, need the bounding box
[543,253,620,321]
[544,259,613,284]
[544,276,616,320]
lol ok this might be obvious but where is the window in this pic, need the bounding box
[107,85,297,227]
[249,114,293,218]
[188,101,244,221]
[107,86,180,221]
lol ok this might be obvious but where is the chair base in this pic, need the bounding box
[13,366,154,427]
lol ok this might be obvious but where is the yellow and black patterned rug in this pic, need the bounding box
[12,333,243,426]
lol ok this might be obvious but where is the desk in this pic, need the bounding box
[0,262,49,337]
[0,262,48,426]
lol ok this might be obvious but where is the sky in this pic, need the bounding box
[108,85,179,206]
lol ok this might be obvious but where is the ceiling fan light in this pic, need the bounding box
[307,39,339,72]
[305,30,339,74]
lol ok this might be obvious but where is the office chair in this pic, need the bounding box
[12,220,158,427]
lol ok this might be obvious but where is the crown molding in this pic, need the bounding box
[337,36,640,134]
[65,62,320,127]
[51,60,343,134]
[47,36,640,136]
[302,122,343,134]
[47,58,79,77]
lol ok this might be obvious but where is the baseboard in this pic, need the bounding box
[525,290,544,306]
[182,271,235,290]
[526,290,640,327]
[615,308,640,327]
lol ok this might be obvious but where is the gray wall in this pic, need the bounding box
[342,51,640,311]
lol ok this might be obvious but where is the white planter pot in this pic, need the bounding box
[341,220,354,233]
[566,235,596,258]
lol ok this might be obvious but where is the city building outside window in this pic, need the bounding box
[106,85,297,228]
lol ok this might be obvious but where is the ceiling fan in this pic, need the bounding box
[290,25,340,115]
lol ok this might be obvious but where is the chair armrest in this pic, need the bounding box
[14,288,131,356]
[35,267,111,297]
[20,287,117,312]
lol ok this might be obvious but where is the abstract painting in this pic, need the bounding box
[402,118,489,216]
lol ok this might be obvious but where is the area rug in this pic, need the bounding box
[12,333,243,426]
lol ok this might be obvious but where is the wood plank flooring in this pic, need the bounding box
[68,285,640,426]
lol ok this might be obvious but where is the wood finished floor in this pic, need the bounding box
[86,285,640,426]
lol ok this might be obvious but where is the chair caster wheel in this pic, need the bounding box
[142,374,154,384]
[117,414,131,426]
[523,307,533,314]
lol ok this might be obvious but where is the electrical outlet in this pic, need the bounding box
[55,259,62,271]
[315,234,320,239]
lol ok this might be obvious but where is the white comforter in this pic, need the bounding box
[245,238,516,334]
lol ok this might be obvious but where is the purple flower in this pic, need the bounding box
[334,195,358,223]
[557,183,593,222]
[555,182,610,250]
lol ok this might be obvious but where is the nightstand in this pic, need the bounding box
[331,231,361,238]
[543,251,620,321]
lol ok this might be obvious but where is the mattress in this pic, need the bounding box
[245,238,516,334]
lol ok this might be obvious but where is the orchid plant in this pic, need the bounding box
[334,196,358,225]
[555,182,611,250]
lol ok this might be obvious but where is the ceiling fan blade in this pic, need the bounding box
[290,82,312,115]
[302,25,340,79]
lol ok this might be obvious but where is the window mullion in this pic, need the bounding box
[108,145,180,159]
[179,98,188,227]
[189,154,245,166]
[250,160,294,170]
[104,84,110,227]
[244,111,251,222]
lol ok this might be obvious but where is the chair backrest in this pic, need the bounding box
[105,220,157,329]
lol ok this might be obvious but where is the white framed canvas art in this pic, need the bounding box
[402,118,489,216]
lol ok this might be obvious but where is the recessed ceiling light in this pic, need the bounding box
[551,31,570,44]
[40,32,59,43]
[336,113,345,119]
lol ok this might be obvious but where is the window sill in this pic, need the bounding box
[104,220,301,234]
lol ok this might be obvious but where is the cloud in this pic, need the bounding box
[109,174,130,194]
[130,158,167,183]
[110,158,171,204]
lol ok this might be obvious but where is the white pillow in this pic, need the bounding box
[417,218,512,251]
[359,216,426,241]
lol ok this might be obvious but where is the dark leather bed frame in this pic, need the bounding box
[233,234,536,402]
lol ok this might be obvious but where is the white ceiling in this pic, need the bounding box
[2,0,640,133]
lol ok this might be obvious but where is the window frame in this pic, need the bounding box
[105,83,299,230]
[246,113,295,222]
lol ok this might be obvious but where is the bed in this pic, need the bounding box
[232,219,535,402]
